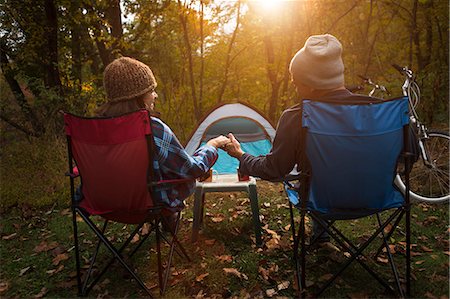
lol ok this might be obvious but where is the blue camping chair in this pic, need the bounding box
[285,97,413,297]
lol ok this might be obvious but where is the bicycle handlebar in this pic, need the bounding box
[392,63,404,74]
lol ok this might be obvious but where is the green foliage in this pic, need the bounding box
[0,136,69,209]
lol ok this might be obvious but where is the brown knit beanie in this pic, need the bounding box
[103,57,157,102]
[289,34,345,90]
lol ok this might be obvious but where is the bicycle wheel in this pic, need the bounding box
[395,131,449,203]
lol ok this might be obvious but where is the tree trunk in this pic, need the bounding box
[217,0,241,103]
[70,1,82,92]
[178,0,200,120]
[411,0,424,71]
[0,45,44,136]
[106,0,123,57]
[199,0,204,112]
[44,0,62,94]
[264,35,279,122]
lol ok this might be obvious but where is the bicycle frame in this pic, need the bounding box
[399,66,434,167]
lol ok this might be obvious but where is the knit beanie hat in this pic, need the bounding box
[289,34,344,90]
[103,57,157,102]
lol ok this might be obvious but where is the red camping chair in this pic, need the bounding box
[64,110,190,297]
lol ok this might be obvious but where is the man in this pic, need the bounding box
[225,34,360,245]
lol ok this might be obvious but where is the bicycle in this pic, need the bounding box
[357,65,449,203]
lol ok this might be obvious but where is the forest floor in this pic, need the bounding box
[1,181,449,298]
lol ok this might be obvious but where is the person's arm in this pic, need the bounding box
[151,118,227,179]
[227,108,301,181]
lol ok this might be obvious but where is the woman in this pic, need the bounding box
[97,57,229,220]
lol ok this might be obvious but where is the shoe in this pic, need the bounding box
[162,213,178,233]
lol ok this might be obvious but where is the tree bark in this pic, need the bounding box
[264,35,280,122]
[178,0,200,120]
[70,1,82,92]
[44,0,62,94]
[0,44,44,136]
[217,0,241,103]
[199,0,204,111]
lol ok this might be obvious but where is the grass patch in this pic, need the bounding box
[1,181,448,298]
[0,137,69,209]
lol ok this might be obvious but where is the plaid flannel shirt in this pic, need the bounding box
[151,117,218,210]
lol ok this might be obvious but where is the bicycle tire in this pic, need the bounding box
[395,131,449,203]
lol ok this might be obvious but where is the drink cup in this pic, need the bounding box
[237,167,250,181]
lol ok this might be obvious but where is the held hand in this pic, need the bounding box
[225,133,244,158]
[206,135,230,149]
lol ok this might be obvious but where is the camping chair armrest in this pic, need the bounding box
[65,166,79,178]
[149,178,194,188]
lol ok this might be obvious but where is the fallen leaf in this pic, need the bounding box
[266,238,280,250]
[377,257,389,264]
[424,292,438,299]
[204,239,215,245]
[423,216,438,226]
[284,224,291,231]
[319,273,333,281]
[421,245,433,252]
[443,251,450,256]
[195,273,209,282]
[131,234,140,244]
[195,289,205,298]
[263,202,270,207]
[34,287,48,298]
[19,266,32,276]
[277,280,290,291]
[60,209,71,216]
[266,289,277,297]
[34,241,59,253]
[211,216,224,223]
[383,223,393,234]
[415,260,425,265]
[52,253,69,266]
[141,223,151,235]
[223,268,248,280]
[259,266,270,281]
[216,255,233,263]
[349,292,369,299]
[2,233,17,240]
[46,264,64,276]
[0,281,9,294]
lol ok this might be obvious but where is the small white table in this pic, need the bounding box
[191,174,262,246]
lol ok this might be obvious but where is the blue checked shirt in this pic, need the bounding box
[150,117,218,210]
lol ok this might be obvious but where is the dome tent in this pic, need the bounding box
[185,102,276,174]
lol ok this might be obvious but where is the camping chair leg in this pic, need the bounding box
[161,213,191,294]
[78,212,153,297]
[311,212,399,296]
[406,205,411,297]
[155,219,164,295]
[376,214,404,297]
[192,188,204,242]
[289,202,302,298]
[82,220,108,293]
[249,184,262,247]
[84,220,146,295]
[373,210,405,258]
[161,213,191,261]
[72,209,82,296]
[299,209,307,297]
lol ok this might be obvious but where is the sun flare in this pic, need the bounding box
[253,0,285,12]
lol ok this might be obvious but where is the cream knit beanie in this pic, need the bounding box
[103,57,157,102]
[289,34,345,90]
